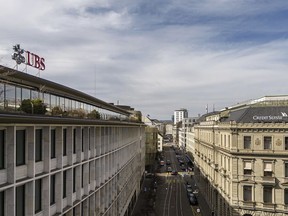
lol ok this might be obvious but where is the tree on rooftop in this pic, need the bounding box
[19,99,47,114]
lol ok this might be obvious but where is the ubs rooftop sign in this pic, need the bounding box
[11,44,45,70]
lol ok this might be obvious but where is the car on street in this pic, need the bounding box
[188,194,198,205]
[145,173,154,178]
[171,170,178,175]
[166,160,171,165]
[186,187,193,194]
[167,166,172,172]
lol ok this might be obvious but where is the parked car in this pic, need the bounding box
[171,170,178,175]
[166,160,171,165]
[145,173,154,178]
[167,166,172,172]
[188,194,198,205]
[186,187,193,194]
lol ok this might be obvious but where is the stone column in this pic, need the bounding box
[6,126,15,184]
[27,126,35,178]
[43,126,50,173]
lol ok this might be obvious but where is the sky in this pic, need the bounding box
[1,0,288,120]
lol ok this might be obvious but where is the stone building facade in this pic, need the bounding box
[193,97,288,216]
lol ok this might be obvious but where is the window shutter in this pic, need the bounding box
[264,162,272,171]
[244,161,252,170]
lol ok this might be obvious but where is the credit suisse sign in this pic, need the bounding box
[253,112,288,121]
[11,44,45,70]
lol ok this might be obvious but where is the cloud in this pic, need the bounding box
[0,0,288,119]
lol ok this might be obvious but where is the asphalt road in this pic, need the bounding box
[133,145,205,216]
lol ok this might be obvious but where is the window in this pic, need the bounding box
[244,161,252,175]
[88,128,91,150]
[73,168,76,193]
[5,84,16,110]
[81,165,84,188]
[243,186,252,201]
[263,162,273,177]
[264,136,272,150]
[82,128,84,152]
[35,179,42,213]
[285,163,288,177]
[0,130,5,169]
[73,128,76,154]
[0,83,4,110]
[263,186,273,203]
[50,175,55,205]
[244,136,251,149]
[16,130,26,166]
[63,129,67,156]
[51,129,56,159]
[285,189,288,205]
[35,129,42,162]
[63,171,67,198]
[285,137,288,150]
[0,191,4,216]
[16,185,25,216]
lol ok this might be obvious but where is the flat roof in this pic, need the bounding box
[0,65,130,116]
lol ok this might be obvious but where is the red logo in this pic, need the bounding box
[25,51,45,71]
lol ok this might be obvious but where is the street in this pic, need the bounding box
[133,144,210,216]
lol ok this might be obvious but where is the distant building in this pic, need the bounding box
[193,96,288,216]
[165,122,173,135]
[145,127,158,172]
[173,108,188,124]
[157,133,163,152]
[179,117,198,152]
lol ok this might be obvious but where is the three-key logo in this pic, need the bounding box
[11,44,25,65]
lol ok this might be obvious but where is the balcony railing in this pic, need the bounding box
[261,176,276,185]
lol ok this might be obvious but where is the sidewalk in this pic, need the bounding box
[132,176,157,216]
[132,162,158,216]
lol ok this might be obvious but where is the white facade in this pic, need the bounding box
[157,133,163,152]
[173,109,188,124]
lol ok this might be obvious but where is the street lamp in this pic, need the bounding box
[30,101,34,114]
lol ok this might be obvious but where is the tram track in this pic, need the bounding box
[161,147,185,216]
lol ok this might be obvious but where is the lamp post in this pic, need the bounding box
[30,101,34,114]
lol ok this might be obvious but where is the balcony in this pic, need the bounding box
[241,201,256,209]
[262,202,276,210]
[261,176,276,185]
[281,177,288,185]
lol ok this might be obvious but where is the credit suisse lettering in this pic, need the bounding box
[253,115,283,120]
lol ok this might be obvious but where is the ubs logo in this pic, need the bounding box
[11,44,25,65]
[11,44,45,70]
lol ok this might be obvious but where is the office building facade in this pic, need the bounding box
[173,108,188,125]
[0,65,145,216]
